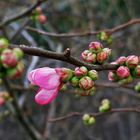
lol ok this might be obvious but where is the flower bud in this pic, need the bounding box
[88,117,96,125]
[86,86,96,96]
[82,114,90,121]
[81,50,90,60]
[55,68,73,82]
[133,65,140,77]
[108,71,117,81]
[0,97,5,106]
[101,99,110,106]
[88,42,103,53]
[1,49,18,68]
[134,82,140,92]
[96,50,108,64]
[70,76,79,87]
[88,70,98,80]
[102,48,111,56]
[118,75,133,85]
[74,66,88,77]
[38,14,47,24]
[36,7,42,14]
[126,55,139,68]
[0,38,9,52]
[116,56,126,65]
[116,66,130,79]
[6,61,24,78]
[86,53,96,64]
[13,48,24,60]
[99,103,110,112]
[79,76,94,90]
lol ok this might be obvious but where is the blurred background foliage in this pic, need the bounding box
[0,0,140,140]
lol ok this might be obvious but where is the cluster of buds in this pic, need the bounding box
[31,6,47,24]
[108,55,140,85]
[0,38,24,79]
[70,66,98,96]
[81,42,111,64]
[0,91,11,106]
[97,31,112,44]
[82,114,96,126]
[99,99,111,113]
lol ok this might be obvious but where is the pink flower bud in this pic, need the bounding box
[55,68,73,82]
[88,42,103,53]
[79,76,94,90]
[116,56,126,65]
[81,50,90,60]
[126,55,139,68]
[86,52,96,63]
[117,66,130,78]
[1,49,18,68]
[75,66,88,77]
[133,65,140,77]
[96,50,108,64]
[0,97,5,106]
[0,38,9,52]
[88,70,98,80]
[38,14,47,24]
[36,7,42,14]
[7,61,24,79]
[102,48,111,56]
[108,71,117,81]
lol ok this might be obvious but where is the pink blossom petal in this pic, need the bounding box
[35,88,59,105]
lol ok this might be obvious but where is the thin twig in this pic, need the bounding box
[0,0,46,29]
[26,19,140,38]
[48,107,140,123]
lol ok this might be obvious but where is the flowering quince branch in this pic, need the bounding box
[47,107,140,123]
[26,19,140,38]
[10,44,118,71]
[0,0,47,29]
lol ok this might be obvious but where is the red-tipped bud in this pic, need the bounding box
[126,55,139,68]
[96,50,108,64]
[13,48,24,60]
[0,97,5,106]
[116,66,130,79]
[86,52,96,63]
[74,66,88,77]
[1,49,18,68]
[102,48,111,56]
[38,14,47,24]
[88,70,98,80]
[81,50,90,60]
[55,68,73,82]
[79,76,94,90]
[88,42,103,53]
[0,38,9,52]
[7,61,24,78]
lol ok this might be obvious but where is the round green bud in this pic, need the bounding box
[13,48,24,60]
[99,104,110,113]
[70,76,79,87]
[88,70,98,81]
[82,114,90,121]
[88,117,96,125]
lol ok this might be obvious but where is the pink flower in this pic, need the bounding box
[81,50,90,60]
[28,67,61,105]
[86,52,96,63]
[108,71,116,81]
[116,66,130,79]
[96,51,108,64]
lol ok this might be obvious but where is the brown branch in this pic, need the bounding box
[10,44,118,71]
[0,0,46,29]
[26,19,140,38]
[48,107,140,123]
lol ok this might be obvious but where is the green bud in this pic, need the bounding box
[134,82,140,92]
[99,104,110,113]
[82,114,90,121]
[0,38,9,52]
[70,76,79,87]
[88,70,98,80]
[13,48,24,60]
[88,117,96,125]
